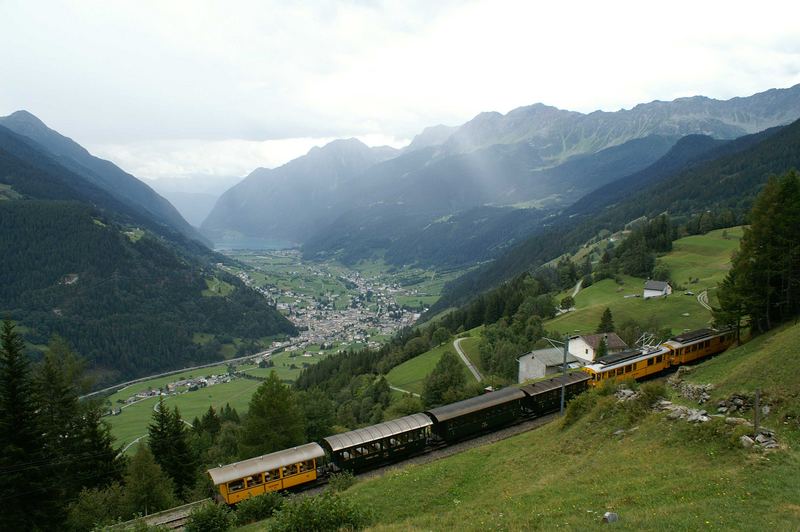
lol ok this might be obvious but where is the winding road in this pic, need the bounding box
[454,337,483,382]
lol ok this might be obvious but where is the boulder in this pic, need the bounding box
[740,435,755,448]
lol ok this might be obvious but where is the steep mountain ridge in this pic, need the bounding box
[202,138,397,245]
[441,84,800,159]
[0,110,206,244]
[0,124,296,385]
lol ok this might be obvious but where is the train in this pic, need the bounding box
[207,327,735,505]
[581,327,735,386]
[207,372,591,504]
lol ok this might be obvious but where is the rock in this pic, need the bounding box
[613,429,626,436]
[717,407,729,414]
[658,400,673,408]
[740,435,755,448]
[763,442,779,449]
[761,405,770,416]
[602,512,619,523]
[667,410,684,420]
[755,434,770,444]
[725,417,750,426]
[733,398,744,406]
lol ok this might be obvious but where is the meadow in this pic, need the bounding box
[242,323,800,530]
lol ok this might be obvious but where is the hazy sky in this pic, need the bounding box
[2,0,800,182]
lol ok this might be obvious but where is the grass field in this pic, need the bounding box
[108,377,264,452]
[547,274,711,336]
[238,324,800,530]
[105,350,329,453]
[547,228,743,337]
[386,342,474,395]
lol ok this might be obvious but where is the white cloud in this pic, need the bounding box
[90,134,408,181]
[2,0,799,183]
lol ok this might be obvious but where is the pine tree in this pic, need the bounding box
[597,307,615,333]
[0,318,55,530]
[422,351,468,408]
[716,171,800,332]
[124,446,176,516]
[240,371,305,458]
[149,398,196,499]
[596,337,608,360]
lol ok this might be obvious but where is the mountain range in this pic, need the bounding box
[202,84,800,267]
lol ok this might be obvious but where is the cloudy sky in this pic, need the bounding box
[2,0,800,183]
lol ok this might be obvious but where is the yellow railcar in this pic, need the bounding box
[582,328,734,386]
[582,346,671,386]
[662,328,736,365]
[207,443,325,505]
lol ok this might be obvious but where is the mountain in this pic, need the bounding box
[0,110,206,244]
[0,124,296,385]
[433,117,800,311]
[301,135,676,267]
[439,85,800,160]
[205,84,800,268]
[201,138,398,245]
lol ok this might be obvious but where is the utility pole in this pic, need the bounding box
[560,332,569,415]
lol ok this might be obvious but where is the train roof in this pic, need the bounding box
[207,442,325,485]
[426,387,525,423]
[322,413,433,452]
[520,372,591,396]
[668,328,716,345]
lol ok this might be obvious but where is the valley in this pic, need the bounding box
[103,251,471,452]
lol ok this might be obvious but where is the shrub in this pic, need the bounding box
[562,390,597,427]
[327,470,356,493]
[269,492,370,532]
[236,491,284,524]
[184,502,234,532]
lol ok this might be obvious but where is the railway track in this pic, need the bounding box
[111,498,210,530]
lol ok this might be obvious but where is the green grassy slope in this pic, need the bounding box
[386,343,472,395]
[328,324,800,530]
[547,228,742,336]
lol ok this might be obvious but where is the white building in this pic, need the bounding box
[568,333,628,363]
[518,347,581,382]
[643,280,672,299]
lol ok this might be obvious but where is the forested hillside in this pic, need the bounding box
[0,125,296,384]
[0,111,205,244]
[434,118,800,311]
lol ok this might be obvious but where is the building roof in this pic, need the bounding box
[524,347,579,367]
[322,413,433,452]
[575,333,628,352]
[644,280,670,291]
[207,443,325,485]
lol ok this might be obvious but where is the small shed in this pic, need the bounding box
[644,280,672,299]
[517,348,581,382]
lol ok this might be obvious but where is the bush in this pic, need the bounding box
[562,390,597,427]
[184,502,234,532]
[236,491,284,524]
[327,471,356,493]
[269,492,370,532]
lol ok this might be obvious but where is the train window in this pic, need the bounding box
[228,479,245,492]
[282,464,298,477]
[247,474,264,487]
[341,451,351,461]
[265,469,279,481]
[624,365,632,373]
[647,358,654,366]
[656,355,663,363]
